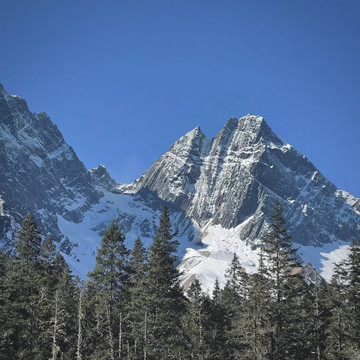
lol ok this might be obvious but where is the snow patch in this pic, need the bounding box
[297,242,350,282]
[48,143,74,161]
[0,196,5,216]
[29,155,44,167]
[302,204,308,216]
[179,218,260,293]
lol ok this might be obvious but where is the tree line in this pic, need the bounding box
[0,202,359,359]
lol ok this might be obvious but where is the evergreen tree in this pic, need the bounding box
[183,278,206,359]
[221,253,248,358]
[308,274,330,360]
[202,281,227,360]
[212,278,221,303]
[348,236,360,352]
[325,261,353,360]
[0,251,9,356]
[224,253,246,297]
[50,253,79,359]
[0,213,55,359]
[282,271,313,359]
[84,220,130,359]
[128,236,147,285]
[76,286,84,360]
[0,250,7,277]
[132,205,185,359]
[126,237,148,358]
[41,236,57,270]
[16,212,42,265]
[262,200,306,359]
[88,220,130,295]
[40,236,58,291]
[241,270,271,360]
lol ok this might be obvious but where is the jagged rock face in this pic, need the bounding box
[126,115,360,246]
[90,164,117,192]
[0,84,359,285]
[0,84,101,245]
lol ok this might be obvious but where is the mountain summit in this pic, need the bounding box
[0,85,359,288]
[125,114,359,247]
[0,85,101,249]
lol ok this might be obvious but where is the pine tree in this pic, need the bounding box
[308,274,330,360]
[50,253,79,359]
[224,253,246,297]
[126,237,148,359]
[262,200,306,359]
[1,213,51,359]
[221,253,248,358]
[16,212,42,265]
[40,236,58,292]
[0,250,7,277]
[202,281,227,360]
[76,287,84,360]
[131,205,185,359]
[183,278,206,359]
[0,251,9,356]
[282,271,313,359]
[348,236,360,352]
[84,220,130,359]
[41,236,57,271]
[88,220,130,295]
[212,279,221,303]
[241,270,271,360]
[325,261,353,360]
[128,236,147,285]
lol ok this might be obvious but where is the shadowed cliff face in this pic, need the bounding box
[0,84,101,246]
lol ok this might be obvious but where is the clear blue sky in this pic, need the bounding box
[1,0,359,197]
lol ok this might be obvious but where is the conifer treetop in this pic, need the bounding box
[16,212,42,264]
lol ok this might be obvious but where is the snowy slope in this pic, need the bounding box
[57,189,201,280]
[58,190,355,292]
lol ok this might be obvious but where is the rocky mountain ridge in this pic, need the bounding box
[0,84,359,289]
[124,114,359,247]
[0,84,102,250]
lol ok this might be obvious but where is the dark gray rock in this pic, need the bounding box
[0,84,102,245]
[90,164,117,191]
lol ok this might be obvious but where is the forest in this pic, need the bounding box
[0,202,359,360]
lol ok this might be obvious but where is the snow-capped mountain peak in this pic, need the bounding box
[0,84,359,291]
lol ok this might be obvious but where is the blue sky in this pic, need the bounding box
[1,0,359,197]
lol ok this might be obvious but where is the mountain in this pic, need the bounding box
[126,115,359,247]
[0,84,102,251]
[0,84,359,290]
